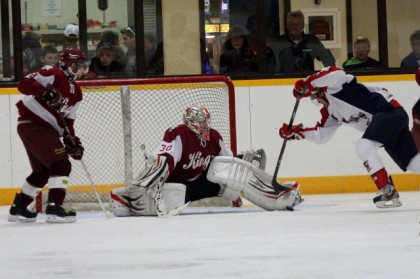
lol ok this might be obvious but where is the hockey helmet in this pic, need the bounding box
[183,106,211,141]
[59,48,88,78]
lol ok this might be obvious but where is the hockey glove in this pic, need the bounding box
[42,84,62,109]
[416,68,420,87]
[293,79,311,99]
[63,133,84,160]
[279,123,305,140]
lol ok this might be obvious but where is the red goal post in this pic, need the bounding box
[35,75,236,211]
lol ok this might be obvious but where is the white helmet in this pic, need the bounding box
[183,106,211,141]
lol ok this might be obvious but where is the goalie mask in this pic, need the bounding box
[183,106,211,141]
[59,48,88,79]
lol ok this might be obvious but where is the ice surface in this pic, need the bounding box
[1,192,420,279]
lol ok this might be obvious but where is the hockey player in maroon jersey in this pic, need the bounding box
[8,48,88,223]
[279,66,420,208]
[412,68,420,151]
[110,106,302,217]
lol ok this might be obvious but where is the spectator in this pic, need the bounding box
[22,31,43,75]
[277,10,335,72]
[342,37,380,69]
[146,41,164,76]
[219,24,257,74]
[246,15,276,72]
[413,68,420,151]
[63,24,79,50]
[40,45,59,66]
[89,43,126,78]
[99,29,127,69]
[400,30,420,68]
[120,26,137,77]
[144,32,156,68]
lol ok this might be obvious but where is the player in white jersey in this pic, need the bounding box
[279,66,420,208]
[110,106,302,217]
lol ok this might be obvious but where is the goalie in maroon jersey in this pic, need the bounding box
[110,106,303,217]
[8,48,87,223]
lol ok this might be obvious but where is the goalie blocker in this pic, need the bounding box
[110,151,303,217]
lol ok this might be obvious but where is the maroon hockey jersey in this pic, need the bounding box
[156,124,233,182]
[16,65,83,136]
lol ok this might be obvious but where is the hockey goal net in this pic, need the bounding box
[35,75,236,211]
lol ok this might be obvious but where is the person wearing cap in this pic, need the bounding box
[400,30,420,68]
[120,26,137,77]
[219,24,257,74]
[63,24,79,50]
[88,42,126,78]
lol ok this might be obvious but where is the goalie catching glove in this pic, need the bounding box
[42,84,62,109]
[63,133,84,160]
[279,123,305,140]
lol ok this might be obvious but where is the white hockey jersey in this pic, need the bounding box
[300,67,401,144]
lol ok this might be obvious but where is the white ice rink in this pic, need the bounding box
[1,192,420,279]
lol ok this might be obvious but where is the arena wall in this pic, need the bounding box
[0,74,419,205]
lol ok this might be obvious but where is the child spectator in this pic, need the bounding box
[99,30,127,69]
[40,46,59,66]
[401,30,420,68]
[89,43,126,78]
[219,24,257,74]
[342,37,380,69]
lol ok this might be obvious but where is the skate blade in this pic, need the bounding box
[8,215,37,223]
[375,198,402,208]
[46,215,77,223]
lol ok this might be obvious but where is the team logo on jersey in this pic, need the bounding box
[41,65,54,70]
[183,151,212,170]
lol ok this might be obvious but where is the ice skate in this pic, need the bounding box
[8,193,37,223]
[373,177,402,208]
[46,203,77,223]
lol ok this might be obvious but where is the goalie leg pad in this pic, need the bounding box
[110,183,187,217]
[244,181,303,211]
[218,184,241,201]
[129,183,187,216]
[207,156,303,210]
[110,187,131,217]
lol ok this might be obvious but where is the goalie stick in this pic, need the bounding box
[56,109,113,219]
[271,99,300,193]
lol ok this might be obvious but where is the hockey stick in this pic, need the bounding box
[271,99,300,193]
[56,110,113,219]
